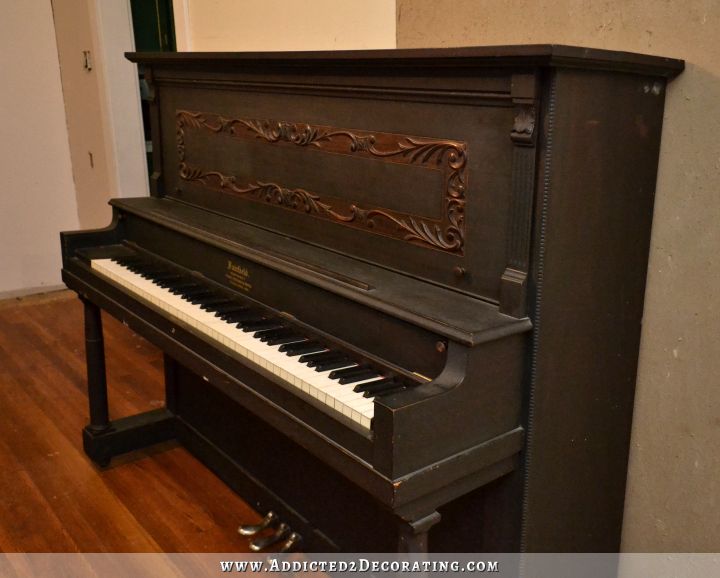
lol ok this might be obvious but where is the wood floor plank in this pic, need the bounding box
[0,437,80,553]
[0,291,261,553]
[0,361,162,552]
[99,450,254,553]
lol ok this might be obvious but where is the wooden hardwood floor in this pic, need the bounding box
[0,290,262,553]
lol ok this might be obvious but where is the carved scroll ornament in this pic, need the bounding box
[176,111,468,254]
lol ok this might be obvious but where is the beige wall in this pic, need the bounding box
[0,0,80,297]
[397,0,720,553]
[186,0,396,51]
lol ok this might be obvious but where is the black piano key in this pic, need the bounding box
[176,286,207,297]
[370,385,407,399]
[221,310,259,323]
[221,307,256,319]
[338,371,380,385]
[153,271,182,283]
[240,320,281,332]
[149,271,179,280]
[353,377,395,393]
[187,293,218,304]
[169,283,201,294]
[299,350,341,365]
[121,263,147,271]
[142,271,170,280]
[280,340,315,352]
[315,359,355,372]
[267,334,305,346]
[361,380,404,397]
[155,276,184,287]
[281,342,324,356]
[256,328,290,342]
[214,304,247,316]
[113,256,141,265]
[114,260,143,269]
[328,364,371,379]
[258,329,302,344]
[200,298,231,310]
[134,265,165,276]
[181,289,212,300]
[117,259,144,267]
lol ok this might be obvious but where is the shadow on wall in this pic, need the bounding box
[622,61,720,554]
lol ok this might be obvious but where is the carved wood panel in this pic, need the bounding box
[176,111,468,254]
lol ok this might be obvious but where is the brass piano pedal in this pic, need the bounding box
[249,523,291,552]
[276,532,302,553]
[238,511,279,536]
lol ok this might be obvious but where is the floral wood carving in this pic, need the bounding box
[511,104,535,145]
[176,111,468,253]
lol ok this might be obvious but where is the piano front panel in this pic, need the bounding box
[154,68,517,304]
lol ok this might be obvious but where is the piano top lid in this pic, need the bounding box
[126,44,684,78]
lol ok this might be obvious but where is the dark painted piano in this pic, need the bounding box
[60,45,683,553]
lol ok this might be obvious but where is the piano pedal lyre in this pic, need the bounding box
[249,523,292,552]
[238,511,279,536]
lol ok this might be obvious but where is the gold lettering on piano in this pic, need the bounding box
[226,261,252,292]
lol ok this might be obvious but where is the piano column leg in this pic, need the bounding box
[80,296,112,467]
[79,297,177,467]
[163,354,178,414]
[81,297,111,435]
[397,511,441,553]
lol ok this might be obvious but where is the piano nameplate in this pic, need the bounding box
[226,260,252,292]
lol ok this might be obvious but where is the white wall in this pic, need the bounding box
[94,0,149,198]
[183,0,396,51]
[0,0,80,298]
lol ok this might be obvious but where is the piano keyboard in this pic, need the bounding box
[91,255,410,430]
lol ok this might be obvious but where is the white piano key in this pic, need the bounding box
[92,258,382,429]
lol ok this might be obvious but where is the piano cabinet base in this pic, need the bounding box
[82,408,175,467]
[78,290,522,552]
[168,360,521,553]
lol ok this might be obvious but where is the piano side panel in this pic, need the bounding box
[522,68,668,552]
[374,333,526,479]
[151,68,517,304]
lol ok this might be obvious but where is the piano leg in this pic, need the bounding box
[397,511,441,553]
[79,297,176,467]
[164,354,178,413]
[81,297,111,436]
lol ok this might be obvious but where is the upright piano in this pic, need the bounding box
[61,45,683,553]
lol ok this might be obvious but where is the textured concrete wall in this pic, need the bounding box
[396,0,720,552]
